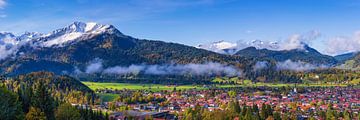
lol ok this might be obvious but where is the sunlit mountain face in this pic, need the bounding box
[0,21,356,78]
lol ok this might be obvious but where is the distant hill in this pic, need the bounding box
[337,52,360,69]
[334,52,357,63]
[234,45,338,65]
[2,72,95,104]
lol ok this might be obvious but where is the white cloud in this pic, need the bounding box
[325,31,360,55]
[81,60,242,77]
[0,45,17,60]
[245,30,253,34]
[276,60,328,71]
[0,0,6,9]
[0,14,6,18]
[85,59,103,73]
[253,61,269,70]
[280,30,321,50]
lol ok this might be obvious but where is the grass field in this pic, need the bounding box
[82,82,206,92]
[97,93,119,102]
[83,82,352,102]
[83,81,350,91]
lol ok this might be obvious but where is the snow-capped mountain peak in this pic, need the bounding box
[17,32,44,42]
[197,40,237,54]
[0,32,15,40]
[0,21,125,60]
[38,21,119,47]
[0,32,18,45]
[46,22,112,37]
[198,39,314,55]
[197,40,283,55]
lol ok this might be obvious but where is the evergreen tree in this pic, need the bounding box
[0,86,24,120]
[260,103,268,119]
[319,111,326,119]
[273,112,281,120]
[55,103,81,120]
[18,84,33,113]
[32,81,56,120]
[244,107,253,120]
[326,103,337,120]
[343,110,351,120]
[252,104,259,113]
[266,104,273,116]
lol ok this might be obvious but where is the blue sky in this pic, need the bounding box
[1,0,360,55]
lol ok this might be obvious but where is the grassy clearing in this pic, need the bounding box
[97,93,119,102]
[82,82,205,92]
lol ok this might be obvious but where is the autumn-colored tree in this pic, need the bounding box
[25,107,46,120]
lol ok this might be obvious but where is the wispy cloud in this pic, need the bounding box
[276,60,328,71]
[0,0,6,9]
[280,30,321,50]
[0,14,6,18]
[83,59,242,77]
[325,31,360,55]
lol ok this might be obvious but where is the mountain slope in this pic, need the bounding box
[338,52,360,69]
[0,22,250,76]
[235,45,337,65]
[0,22,310,84]
[334,52,357,63]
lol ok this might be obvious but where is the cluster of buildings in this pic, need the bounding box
[99,87,360,119]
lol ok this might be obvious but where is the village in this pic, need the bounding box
[92,86,360,119]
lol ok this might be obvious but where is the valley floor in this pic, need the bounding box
[82,81,360,119]
[83,81,350,92]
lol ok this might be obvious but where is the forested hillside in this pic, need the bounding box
[235,46,337,65]
[0,72,107,120]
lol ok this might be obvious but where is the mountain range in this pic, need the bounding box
[0,22,250,76]
[0,21,359,83]
[198,40,360,65]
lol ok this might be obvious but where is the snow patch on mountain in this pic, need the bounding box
[198,31,320,54]
[196,40,237,54]
[42,32,83,47]
[39,22,114,47]
[0,22,120,60]
[197,39,283,54]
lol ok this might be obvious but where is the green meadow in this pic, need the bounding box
[97,93,119,102]
[83,81,352,102]
[82,82,206,92]
[83,81,350,92]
